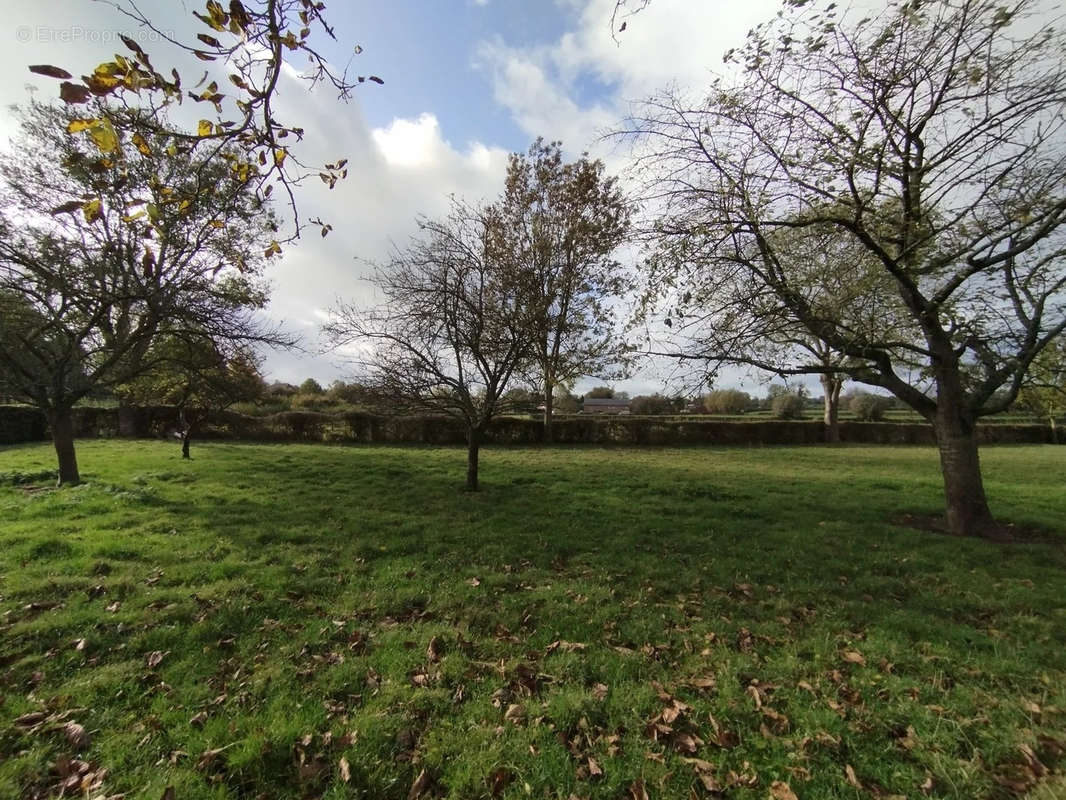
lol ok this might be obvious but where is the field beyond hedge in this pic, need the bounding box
[1,441,1064,799]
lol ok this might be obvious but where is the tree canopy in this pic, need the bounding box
[625,0,1066,537]
[495,139,632,441]
[0,102,289,483]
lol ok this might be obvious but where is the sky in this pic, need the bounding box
[1,0,807,396]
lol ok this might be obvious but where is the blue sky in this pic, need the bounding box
[1,0,805,395]
[348,1,575,147]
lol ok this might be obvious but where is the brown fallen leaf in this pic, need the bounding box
[770,780,799,800]
[189,712,208,728]
[196,747,225,771]
[683,757,720,792]
[409,768,433,799]
[628,778,649,800]
[919,773,934,795]
[845,764,862,788]
[842,650,866,666]
[487,767,512,798]
[504,703,525,725]
[592,683,609,701]
[588,756,602,777]
[339,756,351,783]
[145,650,168,669]
[73,638,87,652]
[62,721,90,748]
[14,711,48,728]
[426,635,442,664]
[106,601,121,613]
[467,577,481,587]
[686,676,717,691]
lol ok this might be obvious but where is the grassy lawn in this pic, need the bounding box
[1,441,1064,800]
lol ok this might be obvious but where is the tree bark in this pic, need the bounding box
[48,406,80,486]
[932,403,1003,539]
[543,376,554,444]
[466,426,481,491]
[821,374,843,444]
[179,408,192,459]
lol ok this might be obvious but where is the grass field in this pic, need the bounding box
[1,440,1064,799]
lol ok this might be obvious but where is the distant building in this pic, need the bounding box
[581,397,630,414]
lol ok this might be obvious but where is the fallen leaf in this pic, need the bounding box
[73,638,87,651]
[62,722,90,748]
[409,768,433,799]
[197,747,225,771]
[339,756,351,783]
[106,601,121,613]
[189,712,208,728]
[426,636,442,663]
[504,703,525,725]
[487,767,512,797]
[145,650,168,669]
[592,683,609,701]
[687,676,717,691]
[845,764,862,788]
[628,778,649,800]
[842,650,866,666]
[467,577,481,587]
[588,756,602,777]
[770,780,799,800]
[683,757,721,791]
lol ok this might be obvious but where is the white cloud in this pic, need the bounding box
[475,0,784,157]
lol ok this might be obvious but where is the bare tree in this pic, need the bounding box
[0,103,290,485]
[625,0,1066,538]
[325,202,535,491]
[497,140,632,442]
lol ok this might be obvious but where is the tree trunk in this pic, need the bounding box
[543,377,554,444]
[48,406,80,486]
[466,426,481,491]
[821,374,842,444]
[179,408,192,459]
[932,404,1003,539]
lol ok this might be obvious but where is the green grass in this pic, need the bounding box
[1,440,1064,800]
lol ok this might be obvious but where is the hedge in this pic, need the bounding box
[0,405,1059,447]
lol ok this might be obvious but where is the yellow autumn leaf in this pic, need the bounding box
[121,210,147,223]
[67,118,97,134]
[209,220,224,229]
[87,118,119,154]
[274,149,286,167]
[82,198,103,223]
[198,119,213,137]
[132,132,151,156]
